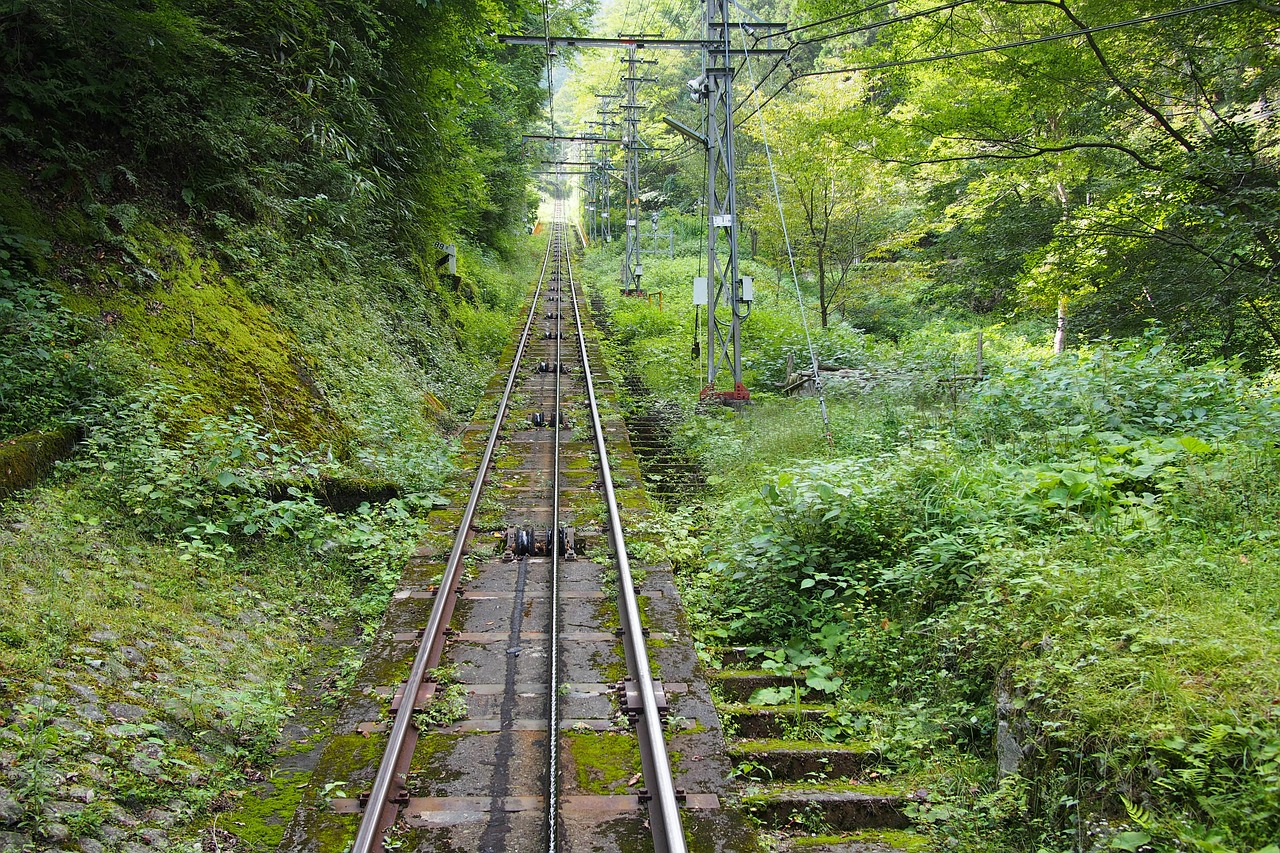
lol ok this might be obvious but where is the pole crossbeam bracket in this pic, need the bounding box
[497,34,788,54]
[524,133,625,144]
[662,117,708,148]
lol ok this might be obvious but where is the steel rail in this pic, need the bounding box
[564,235,690,853]
[350,229,557,853]
[546,208,565,853]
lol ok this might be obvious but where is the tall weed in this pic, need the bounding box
[673,334,1280,851]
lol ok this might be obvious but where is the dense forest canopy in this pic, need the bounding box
[561,0,1280,365]
[1,0,593,251]
[0,0,598,439]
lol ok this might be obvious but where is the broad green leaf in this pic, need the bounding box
[1176,435,1213,454]
[1110,832,1151,851]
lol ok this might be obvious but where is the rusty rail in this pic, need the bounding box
[566,232,690,853]
[349,226,555,853]
[351,208,688,853]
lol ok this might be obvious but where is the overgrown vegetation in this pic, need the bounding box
[562,0,1280,366]
[0,0,593,848]
[567,7,1280,843]
[586,219,1280,851]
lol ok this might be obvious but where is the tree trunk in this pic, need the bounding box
[1054,295,1069,353]
[818,246,828,328]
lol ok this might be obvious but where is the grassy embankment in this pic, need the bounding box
[584,224,1280,853]
[0,169,541,849]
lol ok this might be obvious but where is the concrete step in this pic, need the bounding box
[774,828,926,852]
[728,739,882,781]
[710,670,824,704]
[742,785,916,832]
[719,703,836,739]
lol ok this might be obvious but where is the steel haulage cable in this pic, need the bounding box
[350,217,557,853]
[739,30,834,449]
[546,202,565,853]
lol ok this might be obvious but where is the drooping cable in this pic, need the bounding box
[790,0,1245,79]
[789,0,982,48]
[733,69,796,132]
[734,0,1244,132]
[740,31,833,448]
[764,0,901,41]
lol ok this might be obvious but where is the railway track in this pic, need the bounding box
[278,204,756,852]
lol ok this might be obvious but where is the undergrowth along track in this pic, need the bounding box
[278,203,756,852]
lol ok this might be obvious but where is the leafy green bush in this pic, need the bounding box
[71,386,437,618]
[664,332,1280,851]
[960,336,1267,450]
[0,232,94,436]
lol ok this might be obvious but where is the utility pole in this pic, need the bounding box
[619,40,658,295]
[500,23,788,400]
[583,145,597,242]
[588,93,619,243]
[690,6,787,402]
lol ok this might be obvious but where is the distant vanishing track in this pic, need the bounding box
[275,202,763,853]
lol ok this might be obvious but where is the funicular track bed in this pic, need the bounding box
[273,218,758,853]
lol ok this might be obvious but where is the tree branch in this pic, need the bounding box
[874,139,1166,172]
[1002,0,1197,153]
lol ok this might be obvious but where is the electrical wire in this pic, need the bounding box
[789,0,1244,81]
[764,0,902,41]
[620,0,637,40]
[638,0,664,40]
[731,51,791,131]
[790,0,983,48]
[739,30,833,448]
[734,0,1244,130]
[654,138,695,163]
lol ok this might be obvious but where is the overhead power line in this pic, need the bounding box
[790,0,983,48]
[733,0,1245,130]
[765,0,901,40]
[792,0,1245,79]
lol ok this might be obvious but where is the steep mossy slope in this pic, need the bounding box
[0,155,542,849]
[60,223,341,444]
[0,0,569,846]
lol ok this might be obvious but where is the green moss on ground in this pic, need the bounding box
[566,731,642,794]
[62,226,341,447]
[786,829,927,851]
[729,738,877,754]
[0,484,366,847]
[0,425,77,499]
[220,770,311,850]
[0,168,54,249]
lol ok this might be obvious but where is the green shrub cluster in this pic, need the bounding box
[672,337,1280,852]
[0,229,96,435]
[71,386,440,605]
